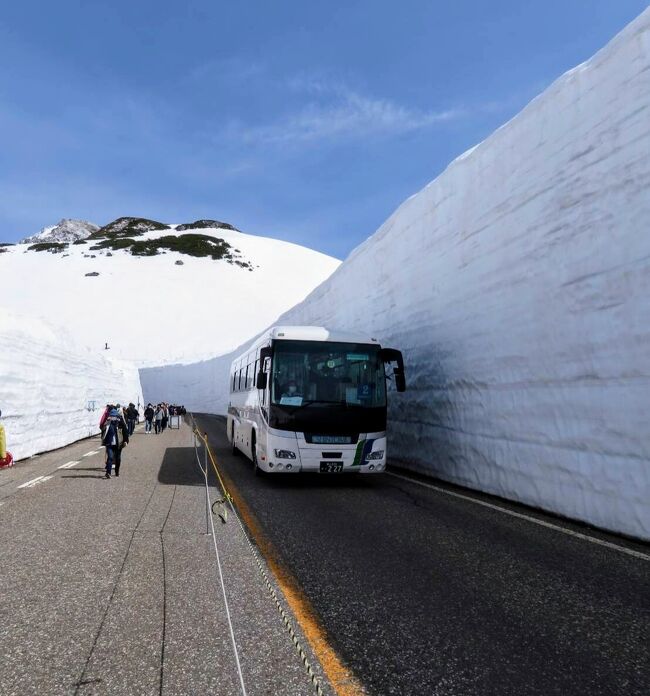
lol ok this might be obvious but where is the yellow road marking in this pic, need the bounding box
[201,432,366,696]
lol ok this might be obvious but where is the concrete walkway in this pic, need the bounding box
[0,421,331,696]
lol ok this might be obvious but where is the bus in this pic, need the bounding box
[227,326,406,474]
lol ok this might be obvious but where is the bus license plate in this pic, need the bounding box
[320,462,343,474]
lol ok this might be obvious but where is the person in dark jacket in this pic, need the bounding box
[144,403,154,433]
[102,408,129,478]
[126,403,138,436]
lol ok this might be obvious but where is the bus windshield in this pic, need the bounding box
[271,341,386,409]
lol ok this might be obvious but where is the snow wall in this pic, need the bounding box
[141,9,650,540]
[0,307,143,460]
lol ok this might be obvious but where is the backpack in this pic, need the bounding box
[102,419,119,445]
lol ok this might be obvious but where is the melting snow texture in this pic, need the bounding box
[0,308,143,460]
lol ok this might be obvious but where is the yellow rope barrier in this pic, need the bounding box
[193,428,234,506]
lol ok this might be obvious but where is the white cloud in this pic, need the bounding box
[221,77,464,147]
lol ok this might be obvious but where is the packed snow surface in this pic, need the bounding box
[142,10,650,539]
[0,224,339,367]
[0,307,142,460]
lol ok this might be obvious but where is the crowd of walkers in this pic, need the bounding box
[99,401,186,478]
[143,403,186,434]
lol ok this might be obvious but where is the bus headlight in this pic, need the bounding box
[366,450,385,461]
[274,449,297,459]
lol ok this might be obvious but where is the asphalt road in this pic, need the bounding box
[0,422,333,696]
[195,413,650,696]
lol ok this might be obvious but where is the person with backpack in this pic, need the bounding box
[102,407,129,478]
[144,403,154,433]
[99,403,113,430]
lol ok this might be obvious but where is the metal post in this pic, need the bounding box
[204,440,210,535]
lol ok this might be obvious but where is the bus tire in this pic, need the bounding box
[251,432,260,476]
[231,422,239,457]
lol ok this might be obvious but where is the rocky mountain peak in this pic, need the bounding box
[21,219,99,244]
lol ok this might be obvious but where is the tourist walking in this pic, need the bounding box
[154,404,163,434]
[102,407,129,478]
[144,403,154,433]
[126,403,138,436]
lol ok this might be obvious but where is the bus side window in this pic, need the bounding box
[232,372,236,392]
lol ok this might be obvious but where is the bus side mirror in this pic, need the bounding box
[257,346,272,390]
[379,348,406,392]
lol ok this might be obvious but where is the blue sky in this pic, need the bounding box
[0,1,647,258]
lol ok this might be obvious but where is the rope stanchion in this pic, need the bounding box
[190,414,325,696]
[191,420,247,696]
[193,428,234,507]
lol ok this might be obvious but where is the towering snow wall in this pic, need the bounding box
[141,10,650,539]
[0,307,143,460]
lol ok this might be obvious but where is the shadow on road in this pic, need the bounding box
[158,446,204,486]
[257,471,380,491]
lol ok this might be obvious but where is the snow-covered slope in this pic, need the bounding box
[20,218,99,244]
[0,220,340,367]
[0,307,142,460]
[142,9,650,539]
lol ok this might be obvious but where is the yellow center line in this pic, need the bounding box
[197,428,366,696]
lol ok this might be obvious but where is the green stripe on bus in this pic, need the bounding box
[352,440,364,466]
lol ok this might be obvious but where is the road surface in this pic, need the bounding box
[195,413,650,696]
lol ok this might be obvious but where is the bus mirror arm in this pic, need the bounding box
[393,368,406,393]
[380,348,406,392]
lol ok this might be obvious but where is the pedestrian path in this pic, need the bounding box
[0,421,333,696]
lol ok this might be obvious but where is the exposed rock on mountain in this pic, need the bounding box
[20,219,99,244]
[176,219,238,232]
[90,217,170,239]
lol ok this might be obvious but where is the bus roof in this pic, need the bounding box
[233,326,381,364]
[269,326,380,344]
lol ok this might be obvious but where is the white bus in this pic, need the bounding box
[227,326,406,474]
